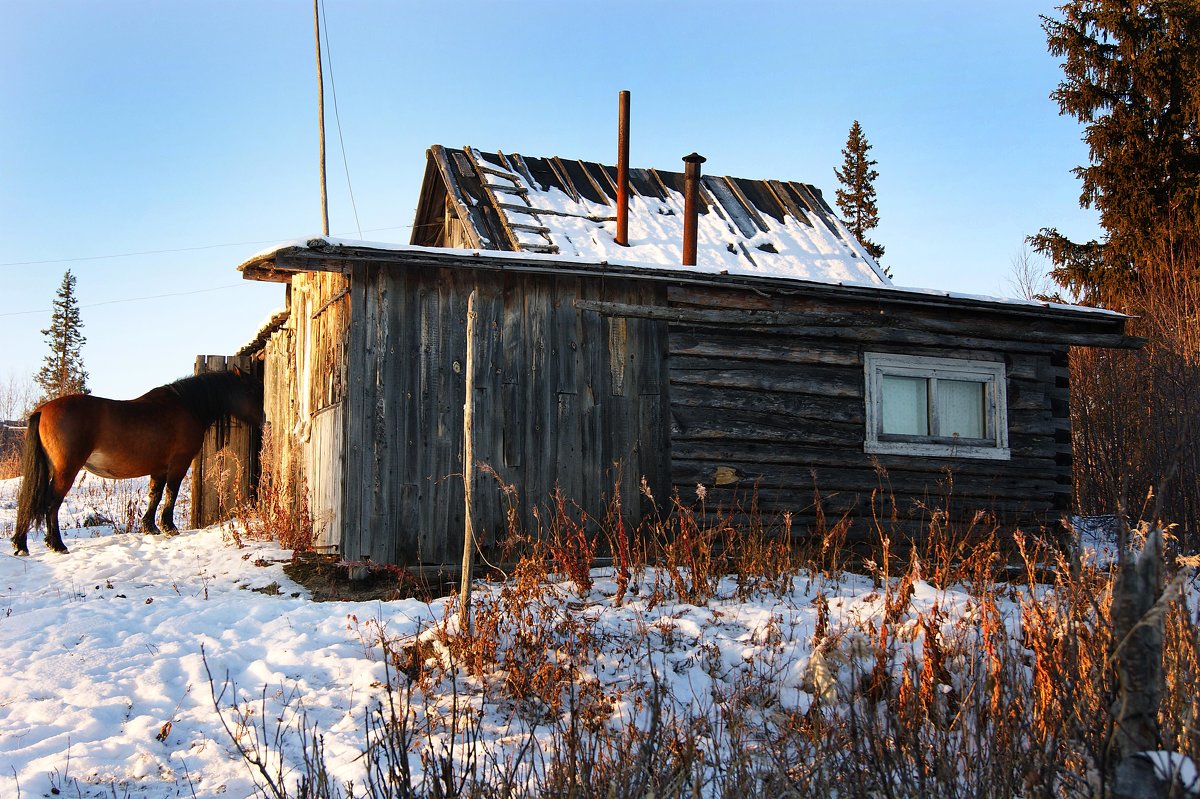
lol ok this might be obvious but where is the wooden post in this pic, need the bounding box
[314,0,329,236]
[460,290,478,632]
[1110,524,1169,798]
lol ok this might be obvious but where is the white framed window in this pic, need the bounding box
[864,353,1010,460]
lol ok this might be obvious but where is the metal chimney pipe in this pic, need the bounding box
[616,91,631,246]
[682,152,706,266]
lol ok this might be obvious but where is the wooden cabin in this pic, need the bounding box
[231,145,1135,567]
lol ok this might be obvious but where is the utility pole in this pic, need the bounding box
[314,0,329,235]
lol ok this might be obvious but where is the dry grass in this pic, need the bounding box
[0,446,20,481]
[215,480,1199,797]
[229,431,315,553]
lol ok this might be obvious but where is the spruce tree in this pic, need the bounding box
[36,271,89,401]
[1030,0,1200,307]
[834,120,886,266]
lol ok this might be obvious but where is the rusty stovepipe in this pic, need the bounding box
[682,152,706,266]
[616,91,631,246]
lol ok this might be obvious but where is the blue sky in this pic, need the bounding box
[1,1,1101,400]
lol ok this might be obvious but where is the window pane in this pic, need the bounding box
[939,380,985,439]
[882,375,929,435]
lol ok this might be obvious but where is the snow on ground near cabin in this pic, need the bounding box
[0,475,1193,797]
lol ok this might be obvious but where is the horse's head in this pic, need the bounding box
[228,366,265,427]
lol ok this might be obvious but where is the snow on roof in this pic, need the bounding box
[415,145,892,288]
[239,143,1123,322]
[241,236,1126,321]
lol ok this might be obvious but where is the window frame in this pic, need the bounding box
[863,352,1010,460]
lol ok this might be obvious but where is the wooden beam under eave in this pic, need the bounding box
[240,263,294,283]
[573,299,1144,350]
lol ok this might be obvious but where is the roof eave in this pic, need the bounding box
[235,241,1136,345]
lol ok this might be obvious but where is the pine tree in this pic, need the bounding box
[834,120,886,266]
[1033,0,1200,547]
[1030,0,1200,307]
[36,271,89,401]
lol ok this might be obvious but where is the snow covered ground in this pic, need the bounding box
[0,475,440,797]
[0,474,1195,798]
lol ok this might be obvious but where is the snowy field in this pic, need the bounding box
[0,475,440,797]
[0,474,1195,798]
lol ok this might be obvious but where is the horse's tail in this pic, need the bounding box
[14,412,51,534]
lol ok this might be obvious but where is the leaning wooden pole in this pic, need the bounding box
[314,0,329,236]
[460,290,479,633]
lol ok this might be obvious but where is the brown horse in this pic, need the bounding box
[12,368,263,555]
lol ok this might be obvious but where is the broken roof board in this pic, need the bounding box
[412,145,892,288]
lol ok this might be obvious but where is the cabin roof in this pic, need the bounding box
[410,145,892,288]
[237,240,1132,341]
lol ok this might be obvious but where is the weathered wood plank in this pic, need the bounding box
[471,275,506,553]
[526,278,554,528]
[669,441,1057,477]
[415,279,441,561]
[501,278,524,470]
[668,469,1064,513]
[670,362,863,397]
[579,299,1135,351]
[578,279,607,520]
[670,383,864,425]
[670,332,861,367]
[554,276,580,396]
[670,405,861,446]
[395,270,422,562]
[341,263,374,562]
[666,284,1133,346]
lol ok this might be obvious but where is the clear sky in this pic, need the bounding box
[1,0,1102,401]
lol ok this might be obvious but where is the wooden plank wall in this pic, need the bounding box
[341,266,669,566]
[665,285,1073,540]
[190,353,262,529]
[258,271,350,549]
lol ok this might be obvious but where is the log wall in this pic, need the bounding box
[664,284,1073,539]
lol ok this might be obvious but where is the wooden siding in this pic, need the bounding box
[341,265,669,566]
[258,271,350,549]
[190,354,262,529]
[664,285,1073,538]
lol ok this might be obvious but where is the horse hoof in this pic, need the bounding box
[13,547,28,557]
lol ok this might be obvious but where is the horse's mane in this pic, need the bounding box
[165,371,252,448]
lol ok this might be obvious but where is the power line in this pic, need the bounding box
[0,239,287,268]
[0,225,411,268]
[0,284,247,318]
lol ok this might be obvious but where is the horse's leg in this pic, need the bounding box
[13,412,50,556]
[141,477,164,534]
[41,464,81,554]
[11,523,29,557]
[44,493,70,553]
[159,473,186,535]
